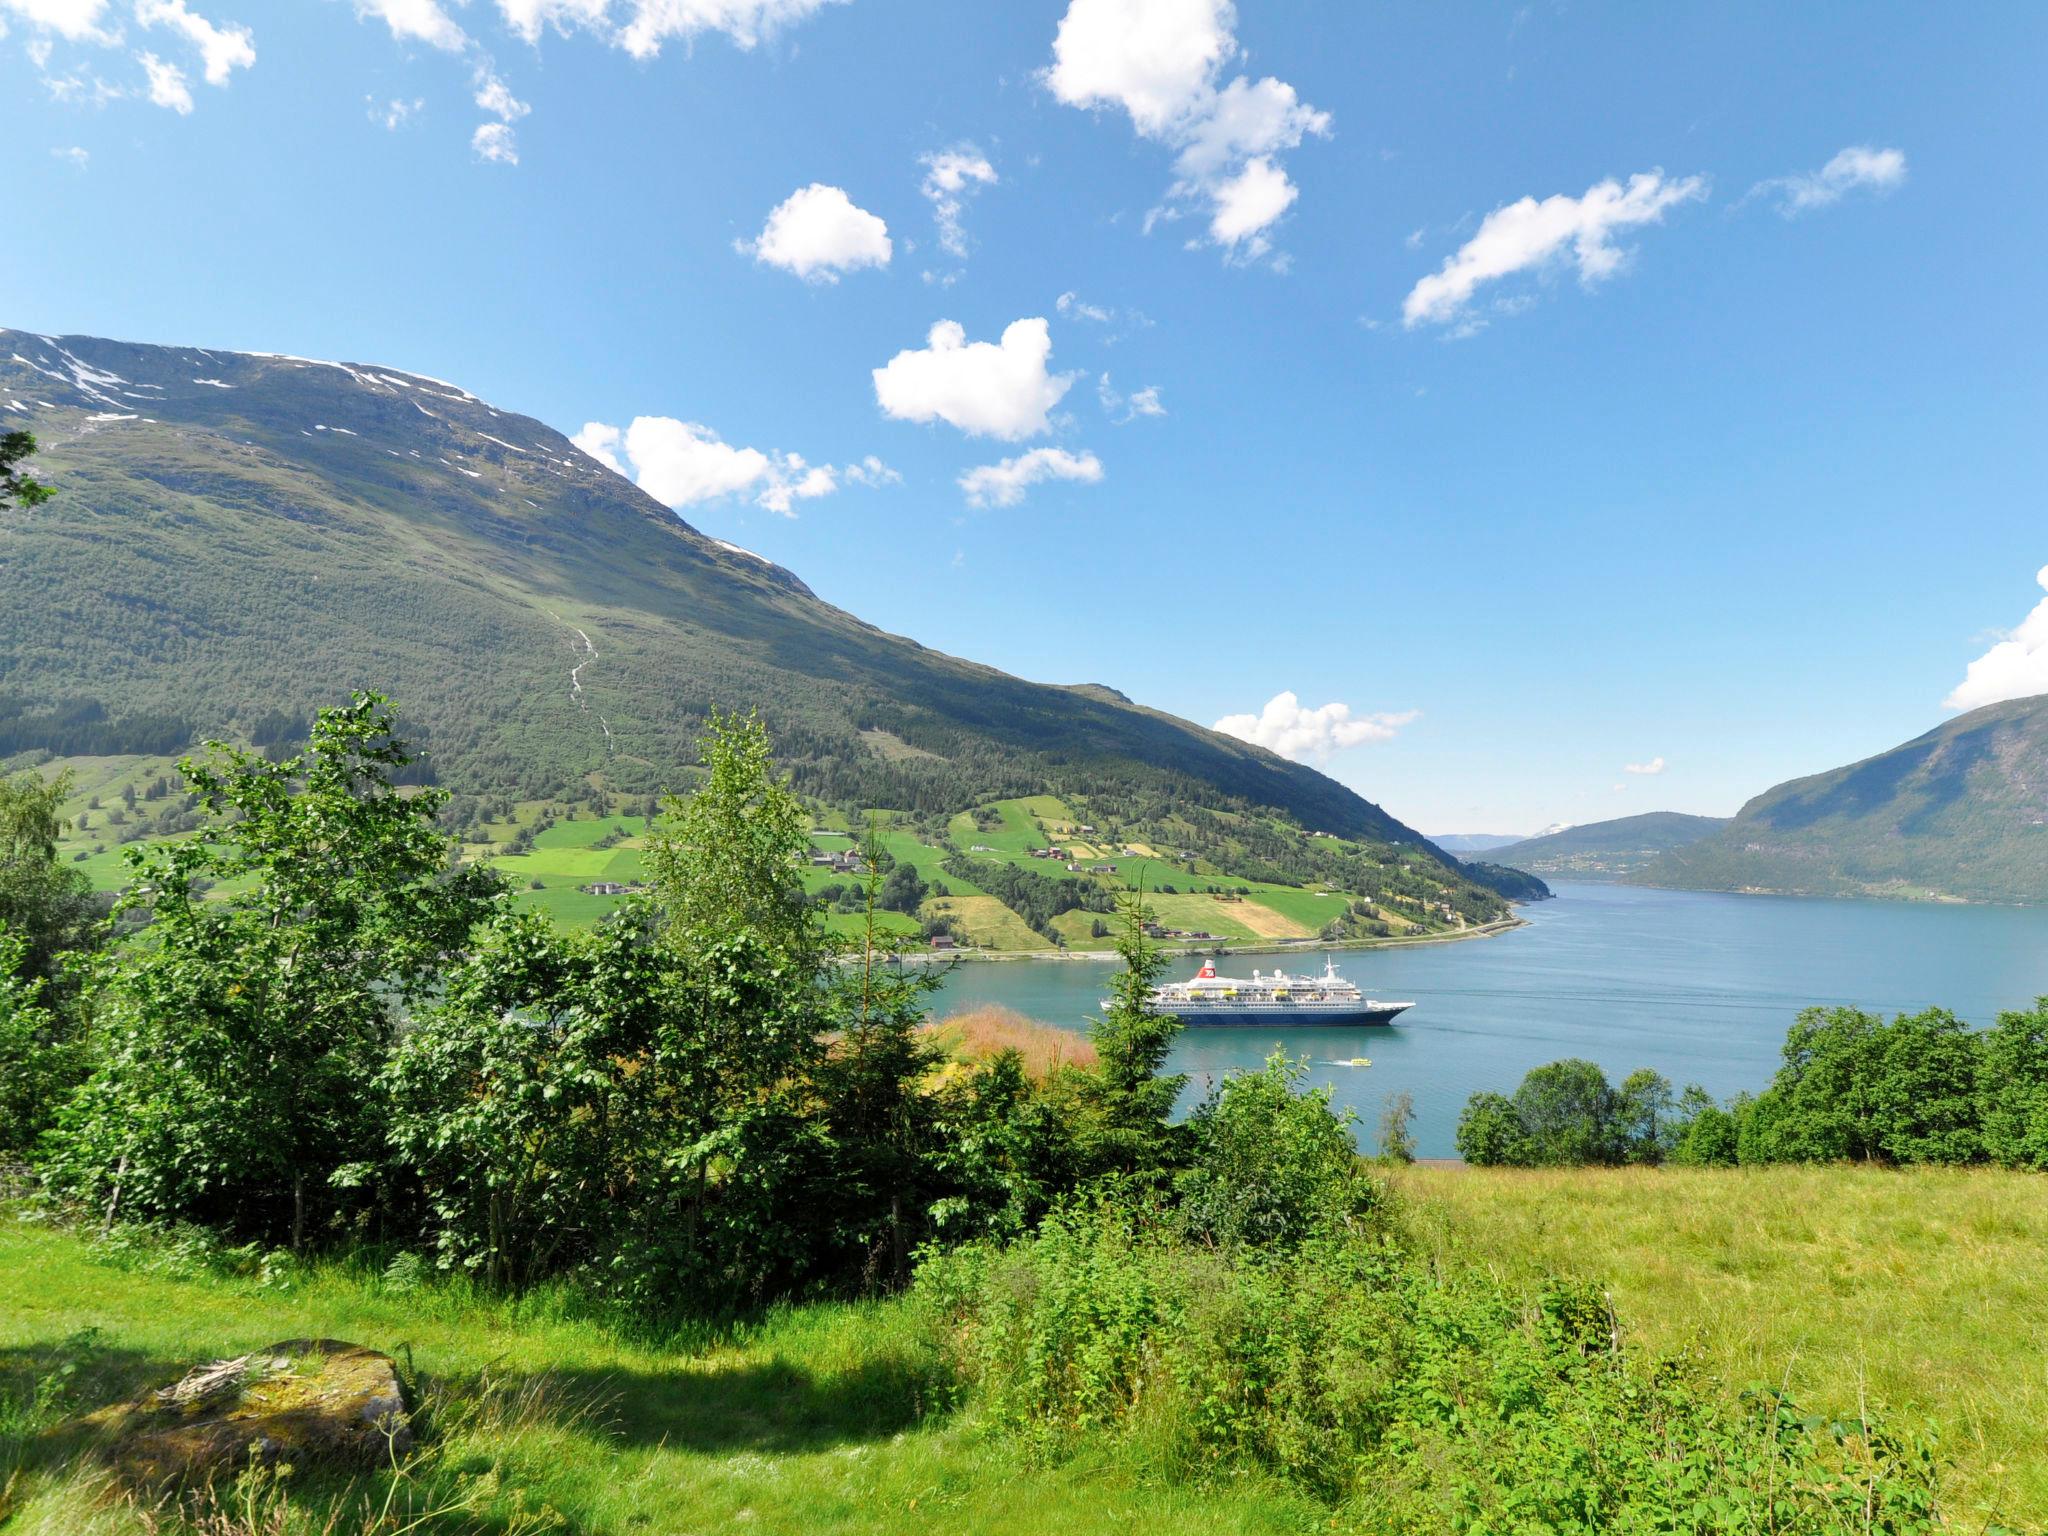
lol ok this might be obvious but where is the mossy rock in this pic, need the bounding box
[61,1338,411,1488]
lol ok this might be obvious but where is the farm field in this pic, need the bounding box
[1388,1163,2048,1528]
[39,773,1455,955]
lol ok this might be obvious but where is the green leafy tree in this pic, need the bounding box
[47,694,498,1248]
[1743,1006,1982,1165]
[645,710,819,967]
[1980,999,2048,1169]
[1512,1058,1621,1166]
[0,769,99,986]
[1072,889,1186,1181]
[812,820,946,1289]
[0,923,74,1157]
[1669,1084,1739,1167]
[1455,1091,1529,1166]
[1614,1068,1677,1164]
[1377,1089,1417,1164]
[0,429,53,509]
[1178,1051,1372,1249]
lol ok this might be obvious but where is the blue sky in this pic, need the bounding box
[6,0,2046,834]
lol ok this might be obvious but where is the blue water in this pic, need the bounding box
[930,881,2048,1157]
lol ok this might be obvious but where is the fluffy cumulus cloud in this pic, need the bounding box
[1045,0,1330,262]
[1403,170,1706,329]
[355,0,468,51]
[1945,565,2048,713]
[135,0,251,84]
[739,183,891,282]
[573,417,895,518]
[958,447,1103,508]
[1213,691,1418,763]
[1623,756,1667,776]
[1752,144,1907,216]
[494,0,609,41]
[615,0,844,58]
[137,49,190,111]
[919,146,997,262]
[469,65,528,162]
[1,0,116,42]
[872,317,1073,441]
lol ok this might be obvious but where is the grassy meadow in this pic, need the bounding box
[1389,1163,2048,1528]
[0,1214,1322,1536]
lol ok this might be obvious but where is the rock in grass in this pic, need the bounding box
[63,1338,411,1487]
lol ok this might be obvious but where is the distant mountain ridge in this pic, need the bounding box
[1496,812,1730,880]
[0,328,1533,912]
[1636,695,2048,903]
[1428,832,1529,854]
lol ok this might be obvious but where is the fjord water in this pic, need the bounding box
[931,881,2048,1157]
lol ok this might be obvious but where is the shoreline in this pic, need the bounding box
[898,912,1528,966]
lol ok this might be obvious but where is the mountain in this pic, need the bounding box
[0,328,1534,914]
[1635,696,2048,903]
[1495,812,1730,880]
[1429,833,1529,854]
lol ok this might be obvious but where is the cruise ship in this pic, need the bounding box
[1107,957,1414,1027]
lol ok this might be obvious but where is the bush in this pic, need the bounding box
[915,1204,1948,1526]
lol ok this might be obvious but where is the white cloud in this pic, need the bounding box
[1,0,115,42]
[1045,0,1330,262]
[1945,565,2048,712]
[872,317,1073,441]
[1097,373,1164,423]
[495,0,609,42]
[1056,290,1113,323]
[1623,756,1666,775]
[1402,170,1707,328]
[574,416,894,518]
[739,183,890,282]
[1751,144,1906,216]
[958,447,1103,509]
[353,0,467,51]
[1213,691,1418,763]
[371,94,424,129]
[52,143,90,164]
[137,49,190,110]
[472,120,518,162]
[919,146,997,260]
[135,0,251,85]
[616,0,844,59]
[473,68,529,120]
[1207,154,1295,248]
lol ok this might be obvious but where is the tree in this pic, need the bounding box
[1614,1068,1677,1164]
[0,923,72,1157]
[1377,1089,1417,1164]
[1455,1091,1528,1167]
[645,711,819,967]
[812,821,946,1289]
[1512,1058,1621,1166]
[47,694,499,1248]
[0,429,53,509]
[1978,1000,2048,1170]
[1669,1084,1738,1167]
[1073,888,1186,1181]
[1178,1051,1369,1249]
[1744,1006,1983,1166]
[0,769,99,986]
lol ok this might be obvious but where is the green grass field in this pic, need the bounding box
[1389,1163,2048,1528]
[0,1214,1321,1536]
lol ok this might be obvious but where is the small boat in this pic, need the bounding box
[1104,957,1414,1028]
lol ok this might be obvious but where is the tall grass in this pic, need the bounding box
[923,1006,1097,1079]
[1391,1163,2048,1529]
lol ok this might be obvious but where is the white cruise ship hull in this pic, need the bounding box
[1137,999,1412,1027]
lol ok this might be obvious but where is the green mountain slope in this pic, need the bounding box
[1495,811,1730,880]
[1635,696,2048,902]
[0,328,1533,918]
